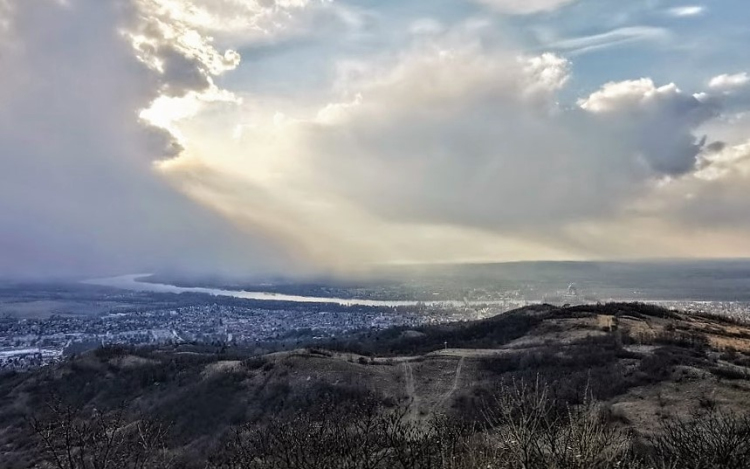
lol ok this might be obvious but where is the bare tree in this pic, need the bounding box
[207,378,750,469]
[646,409,750,469]
[27,399,170,469]
[482,377,634,469]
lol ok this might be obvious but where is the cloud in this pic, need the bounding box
[155,30,729,267]
[409,18,445,36]
[470,0,577,15]
[579,79,719,174]
[667,6,706,17]
[547,27,670,55]
[126,0,343,151]
[3,0,750,276]
[709,72,750,92]
[636,140,750,241]
[0,0,12,38]
[0,0,305,278]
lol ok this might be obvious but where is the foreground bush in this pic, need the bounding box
[27,400,170,469]
[28,380,750,469]
[647,410,750,469]
[205,381,750,469]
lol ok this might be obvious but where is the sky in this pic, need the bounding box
[1,0,750,278]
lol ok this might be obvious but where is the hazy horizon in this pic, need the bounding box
[3,257,750,284]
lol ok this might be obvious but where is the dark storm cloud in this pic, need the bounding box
[0,0,282,278]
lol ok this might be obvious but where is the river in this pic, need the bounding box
[84,274,516,308]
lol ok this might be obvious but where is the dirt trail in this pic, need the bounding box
[449,357,465,397]
[402,361,421,420]
[433,357,465,412]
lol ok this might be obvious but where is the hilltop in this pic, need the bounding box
[3,303,750,468]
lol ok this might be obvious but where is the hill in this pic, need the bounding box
[3,303,750,468]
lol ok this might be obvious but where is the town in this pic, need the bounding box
[3,276,750,372]
[0,290,528,371]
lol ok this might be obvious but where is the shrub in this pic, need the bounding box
[646,410,750,469]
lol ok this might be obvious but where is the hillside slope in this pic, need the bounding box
[3,303,750,468]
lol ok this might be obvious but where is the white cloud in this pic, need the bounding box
[132,0,313,35]
[0,0,11,37]
[667,5,706,17]
[548,27,670,55]
[709,72,750,92]
[126,0,338,153]
[470,0,577,15]
[580,79,691,114]
[409,18,445,36]
[579,79,719,175]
